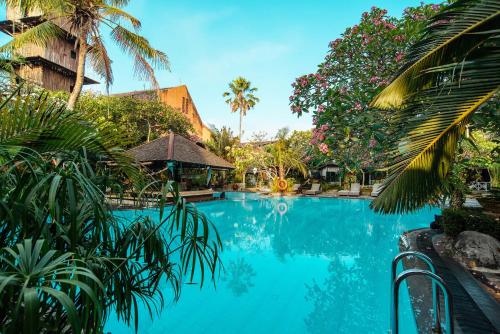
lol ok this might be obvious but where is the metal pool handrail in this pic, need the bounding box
[391,269,454,334]
[391,251,439,331]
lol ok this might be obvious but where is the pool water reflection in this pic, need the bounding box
[106,195,439,334]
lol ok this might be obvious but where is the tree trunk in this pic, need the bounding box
[450,189,465,209]
[146,120,151,142]
[67,36,88,110]
[239,108,243,140]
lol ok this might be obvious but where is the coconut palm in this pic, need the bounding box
[370,0,500,213]
[0,84,222,333]
[0,0,169,109]
[260,128,308,182]
[223,77,259,140]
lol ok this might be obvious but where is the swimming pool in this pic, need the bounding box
[106,194,439,334]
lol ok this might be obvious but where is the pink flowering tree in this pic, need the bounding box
[289,4,444,180]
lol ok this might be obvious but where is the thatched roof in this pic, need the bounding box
[127,133,234,169]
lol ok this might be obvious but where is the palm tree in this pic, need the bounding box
[370,0,500,213]
[223,77,259,139]
[205,125,238,161]
[0,0,169,109]
[0,84,222,332]
[260,128,308,181]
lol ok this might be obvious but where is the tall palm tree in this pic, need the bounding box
[0,0,169,109]
[370,0,500,213]
[223,77,259,140]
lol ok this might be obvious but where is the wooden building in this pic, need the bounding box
[127,132,234,190]
[114,85,213,141]
[0,5,97,91]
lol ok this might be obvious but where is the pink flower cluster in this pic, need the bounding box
[318,105,326,113]
[310,124,330,145]
[318,143,329,154]
[329,38,342,49]
[395,52,404,62]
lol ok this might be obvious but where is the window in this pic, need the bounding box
[70,50,77,59]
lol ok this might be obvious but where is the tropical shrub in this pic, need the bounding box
[206,126,238,162]
[442,209,499,240]
[0,85,221,333]
[289,4,443,175]
[52,91,194,147]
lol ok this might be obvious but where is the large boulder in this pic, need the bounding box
[454,231,500,269]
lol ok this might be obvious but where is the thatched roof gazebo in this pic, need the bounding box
[126,132,234,189]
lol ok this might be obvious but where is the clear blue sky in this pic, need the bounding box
[1,0,436,140]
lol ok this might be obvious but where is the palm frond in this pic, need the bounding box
[100,4,141,30]
[110,25,169,89]
[88,32,114,90]
[0,20,65,54]
[371,23,500,213]
[371,0,500,109]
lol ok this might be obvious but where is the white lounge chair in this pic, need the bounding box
[303,183,321,195]
[291,183,301,193]
[258,187,272,195]
[371,183,382,197]
[338,183,361,197]
[348,183,361,196]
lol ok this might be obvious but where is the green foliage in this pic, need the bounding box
[257,128,308,181]
[370,0,500,213]
[228,143,259,186]
[0,86,221,333]
[290,4,443,173]
[442,208,499,240]
[52,91,193,148]
[205,126,238,162]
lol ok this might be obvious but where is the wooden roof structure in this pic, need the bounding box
[127,132,234,170]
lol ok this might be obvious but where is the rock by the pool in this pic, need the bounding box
[454,231,500,269]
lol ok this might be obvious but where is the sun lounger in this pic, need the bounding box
[258,188,272,195]
[348,183,361,196]
[291,183,301,193]
[371,183,382,197]
[338,183,361,196]
[303,183,321,195]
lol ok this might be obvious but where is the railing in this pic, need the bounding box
[390,251,454,334]
[469,181,490,192]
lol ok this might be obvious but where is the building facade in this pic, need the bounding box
[0,5,98,91]
[114,85,212,141]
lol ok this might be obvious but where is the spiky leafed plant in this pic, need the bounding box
[369,0,500,213]
[0,84,222,333]
[0,0,169,109]
[223,77,259,140]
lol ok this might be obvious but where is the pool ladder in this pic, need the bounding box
[390,251,454,334]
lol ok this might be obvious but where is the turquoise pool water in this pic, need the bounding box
[106,194,439,334]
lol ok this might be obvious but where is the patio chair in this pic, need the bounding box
[258,187,272,195]
[348,183,361,196]
[338,183,361,196]
[302,183,321,195]
[371,183,382,197]
[291,183,301,193]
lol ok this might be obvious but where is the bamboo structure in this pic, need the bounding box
[0,5,98,92]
